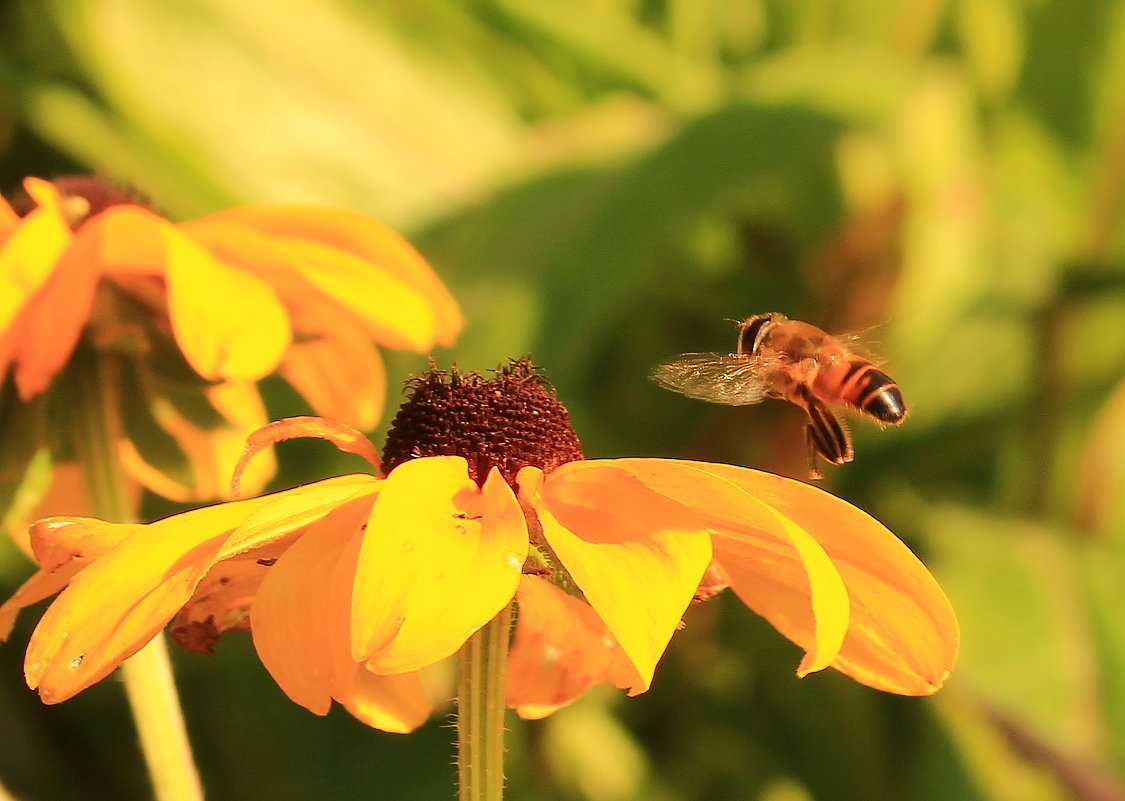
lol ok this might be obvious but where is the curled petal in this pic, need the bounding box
[507,575,641,719]
[520,463,712,692]
[122,381,275,503]
[611,459,958,695]
[351,458,528,674]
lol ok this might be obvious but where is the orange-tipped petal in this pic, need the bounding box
[351,458,528,674]
[507,575,642,719]
[183,205,462,345]
[252,495,432,732]
[162,224,291,381]
[520,463,712,692]
[612,459,958,695]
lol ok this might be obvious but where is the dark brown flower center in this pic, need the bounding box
[381,359,584,486]
[10,175,146,228]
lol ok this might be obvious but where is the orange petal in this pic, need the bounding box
[161,224,291,381]
[507,575,641,719]
[252,497,367,715]
[279,325,387,432]
[597,459,848,677]
[351,458,528,674]
[612,459,958,695]
[88,205,172,276]
[252,496,432,732]
[520,463,712,692]
[183,206,462,345]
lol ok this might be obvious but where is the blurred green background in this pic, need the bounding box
[3,0,1125,799]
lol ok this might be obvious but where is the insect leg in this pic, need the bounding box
[802,394,854,468]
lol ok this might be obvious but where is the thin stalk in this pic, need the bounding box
[457,602,514,801]
[69,350,205,801]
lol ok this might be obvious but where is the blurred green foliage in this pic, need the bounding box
[3,0,1125,799]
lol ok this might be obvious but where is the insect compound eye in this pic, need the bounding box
[736,313,779,357]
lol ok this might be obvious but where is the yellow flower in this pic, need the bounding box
[0,176,461,506]
[1,361,958,731]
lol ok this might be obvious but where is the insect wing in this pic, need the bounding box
[650,353,768,406]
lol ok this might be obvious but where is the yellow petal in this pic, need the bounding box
[121,381,275,502]
[25,477,371,702]
[29,516,140,571]
[341,666,432,733]
[184,205,462,345]
[279,325,386,432]
[0,194,18,240]
[220,474,379,558]
[8,220,103,398]
[0,178,71,335]
[26,502,258,702]
[0,564,83,642]
[252,496,432,732]
[520,463,712,691]
[507,575,642,719]
[612,458,958,694]
[599,459,848,677]
[351,458,528,674]
[162,224,291,381]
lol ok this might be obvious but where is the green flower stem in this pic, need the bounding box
[457,602,515,801]
[70,350,205,801]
